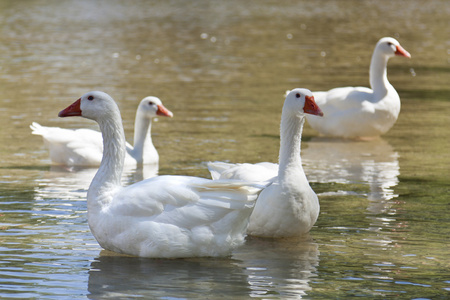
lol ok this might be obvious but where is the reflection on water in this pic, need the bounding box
[235,237,319,299]
[34,164,158,202]
[88,253,251,299]
[302,137,404,281]
[303,137,399,205]
[87,237,319,299]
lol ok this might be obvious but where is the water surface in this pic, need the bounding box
[0,0,449,299]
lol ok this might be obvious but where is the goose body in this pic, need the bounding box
[208,89,323,238]
[305,37,411,139]
[31,96,173,166]
[58,91,264,258]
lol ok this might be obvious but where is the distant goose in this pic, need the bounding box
[31,96,173,166]
[305,37,411,139]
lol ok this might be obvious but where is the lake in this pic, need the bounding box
[0,0,449,299]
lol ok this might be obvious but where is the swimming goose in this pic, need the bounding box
[305,37,411,139]
[31,96,173,166]
[58,91,265,258]
[208,88,323,237]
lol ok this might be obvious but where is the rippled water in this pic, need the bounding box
[1,0,449,299]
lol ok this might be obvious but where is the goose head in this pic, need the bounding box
[138,96,173,119]
[284,88,324,117]
[376,37,411,59]
[58,91,120,122]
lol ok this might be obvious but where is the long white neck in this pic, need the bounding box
[278,110,305,181]
[369,51,391,100]
[88,113,125,211]
[130,110,153,163]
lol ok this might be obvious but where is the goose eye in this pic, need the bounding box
[296,93,301,98]
[387,42,393,47]
[148,101,154,106]
[87,95,94,101]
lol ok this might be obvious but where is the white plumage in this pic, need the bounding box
[208,88,323,238]
[31,96,173,166]
[305,37,411,139]
[58,91,265,258]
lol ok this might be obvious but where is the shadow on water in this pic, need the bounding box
[0,165,52,172]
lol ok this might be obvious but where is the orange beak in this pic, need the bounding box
[157,104,173,117]
[58,98,82,117]
[304,95,324,117]
[395,44,411,58]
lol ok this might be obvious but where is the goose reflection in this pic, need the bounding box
[34,164,158,202]
[87,236,319,299]
[234,235,319,299]
[302,137,403,248]
[88,251,251,299]
[302,137,399,207]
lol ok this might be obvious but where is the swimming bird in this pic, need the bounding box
[208,88,323,238]
[305,37,411,139]
[31,96,173,166]
[58,91,265,258]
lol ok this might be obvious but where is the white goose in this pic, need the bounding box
[305,37,411,139]
[208,88,323,238]
[31,96,173,166]
[58,91,265,258]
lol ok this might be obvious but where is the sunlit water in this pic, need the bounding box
[1,0,449,299]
